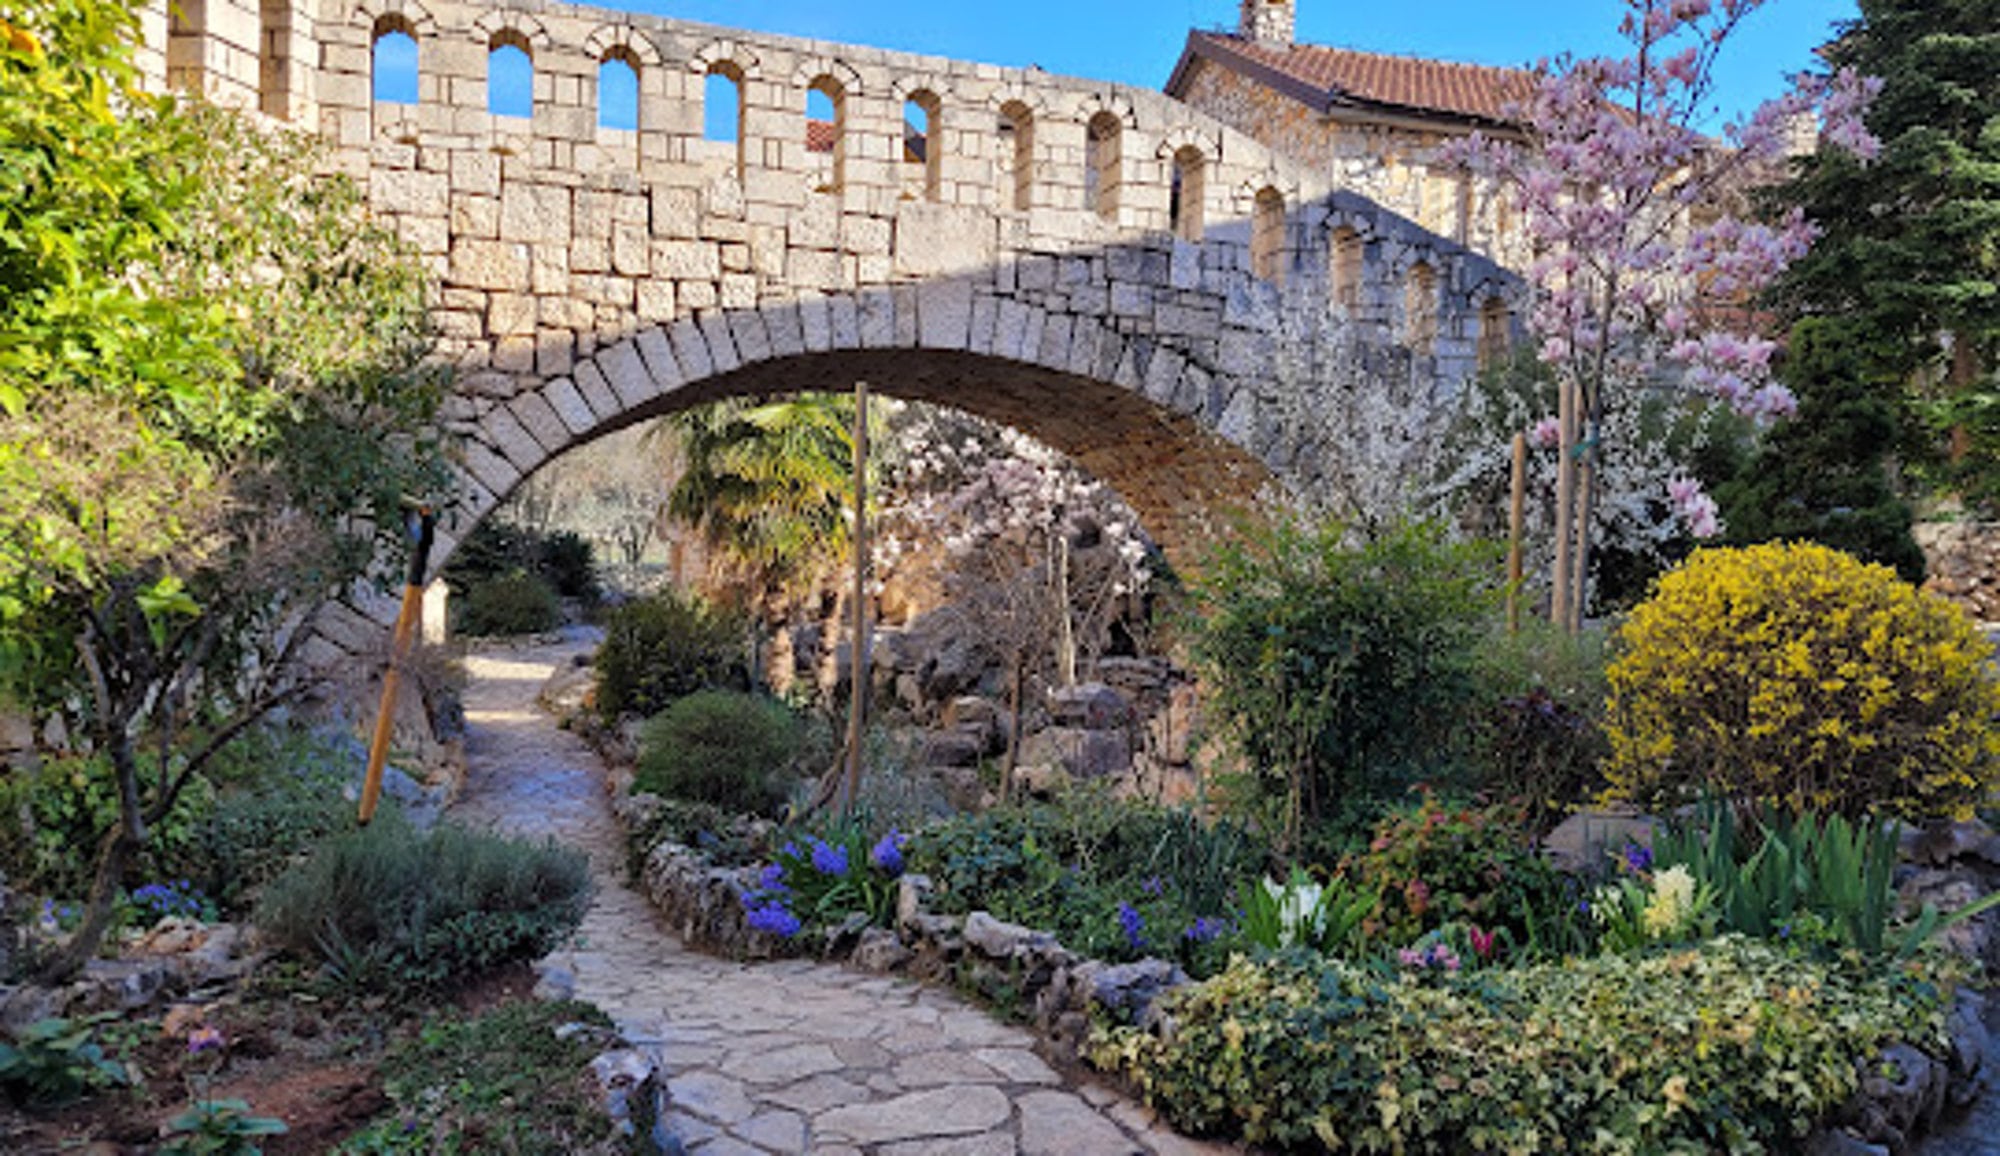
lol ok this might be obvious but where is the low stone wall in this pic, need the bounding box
[612,789,1994,1154]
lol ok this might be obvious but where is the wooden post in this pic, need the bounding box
[839,382,871,816]
[1550,376,1577,630]
[360,506,436,825]
[1507,432,1527,635]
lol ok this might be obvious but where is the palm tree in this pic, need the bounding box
[664,393,869,613]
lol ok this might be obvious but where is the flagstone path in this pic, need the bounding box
[449,633,1232,1156]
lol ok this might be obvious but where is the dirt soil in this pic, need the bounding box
[0,963,539,1155]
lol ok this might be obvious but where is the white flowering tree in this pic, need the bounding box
[1448,0,1879,628]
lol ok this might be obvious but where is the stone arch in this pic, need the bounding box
[1249,185,1288,284]
[687,39,762,80]
[582,23,664,71]
[895,79,948,202]
[795,58,861,192]
[442,297,1272,569]
[352,0,436,38]
[470,9,548,53]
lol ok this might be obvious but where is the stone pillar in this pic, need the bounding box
[1239,0,1296,44]
[422,578,450,645]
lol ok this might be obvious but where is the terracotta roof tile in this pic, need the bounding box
[1192,31,1539,126]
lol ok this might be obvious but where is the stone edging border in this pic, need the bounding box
[609,790,1992,1155]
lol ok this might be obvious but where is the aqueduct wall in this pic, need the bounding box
[136,0,1524,652]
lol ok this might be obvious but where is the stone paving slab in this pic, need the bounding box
[449,636,1237,1155]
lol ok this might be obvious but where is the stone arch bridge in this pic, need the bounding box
[137,0,1522,653]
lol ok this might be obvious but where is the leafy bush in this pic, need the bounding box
[634,690,806,817]
[1604,542,2000,822]
[0,754,216,900]
[454,571,562,637]
[1238,867,1375,955]
[255,813,590,995]
[0,1015,131,1106]
[594,590,749,722]
[1339,795,1578,956]
[1092,938,1958,1152]
[909,797,1269,974]
[1188,517,1499,849]
[446,519,600,602]
[336,1000,625,1154]
[1471,622,1611,831]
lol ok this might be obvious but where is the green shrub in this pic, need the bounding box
[1188,517,1499,850]
[446,519,600,602]
[188,733,361,914]
[1339,795,1579,955]
[634,690,806,817]
[1092,938,1958,1152]
[1605,542,2000,822]
[0,754,215,900]
[255,813,590,995]
[454,571,562,637]
[595,591,749,722]
[336,1000,625,1154]
[909,796,1269,974]
[0,1015,131,1106]
[1471,622,1611,831]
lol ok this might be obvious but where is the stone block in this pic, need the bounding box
[636,280,676,324]
[597,339,659,411]
[668,316,715,380]
[573,360,621,421]
[542,377,596,436]
[634,326,683,390]
[507,391,570,455]
[611,222,651,277]
[893,202,995,278]
[697,312,740,373]
[487,292,536,337]
[500,183,572,244]
[449,239,530,292]
[653,239,720,280]
[370,168,447,215]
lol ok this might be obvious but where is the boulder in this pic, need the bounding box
[852,928,914,973]
[1542,808,1657,874]
[1047,683,1131,730]
[1019,727,1130,781]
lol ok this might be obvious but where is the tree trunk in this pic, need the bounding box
[1002,653,1025,806]
[39,734,146,982]
[1570,417,1598,632]
[1551,376,1579,629]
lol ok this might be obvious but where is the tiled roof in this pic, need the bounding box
[1177,31,1539,127]
[807,118,835,153]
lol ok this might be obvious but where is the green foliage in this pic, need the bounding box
[1771,0,1999,505]
[0,753,216,899]
[337,1000,628,1155]
[1340,796,1577,955]
[187,735,361,914]
[1654,805,2000,958]
[1237,867,1375,955]
[1605,542,2000,822]
[594,590,749,722]
[1091,938,1959,1152]
[909,797,1269,974]
[453,571,562,637]
[667,394,874,608]
[1717,319,1926,581]
[0,1014,131,1106]
[158,1099,288,1156]
[1470,622,1611,832]
[255,813,590,996]
[445,520,600,603]
[634,690,806,817]
[1188,517,1499,849]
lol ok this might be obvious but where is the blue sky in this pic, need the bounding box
[384,0,1861,132]
[612,0,1860,126]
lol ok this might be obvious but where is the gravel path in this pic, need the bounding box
[448,634,1228,1156]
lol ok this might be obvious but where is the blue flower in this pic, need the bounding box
[808,837,849,878]
[758,863,789,894]
[1182,916,1227,943]
[1621,842,1653,874]
[745,901,802,938]
[869,829,906,876]
[1117,902,1146,952]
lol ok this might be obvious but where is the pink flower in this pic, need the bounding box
[1527,417,1562,450]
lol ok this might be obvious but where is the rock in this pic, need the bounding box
[1542,808,1657,874]
[534,963,578,1001]
[852,928,913,972]
[1082,959,1188,1029]
[963,912,1040,959]
[1858,1041,1945,1145]
[340,761,447,831]
[1020,727,1130,781]
[919,729,985,769]
[896,874,935,931]
[1047,683,1131,730]
[589,1046,670,1151]
[2,984,65,1032]
[1904,820,1999,867]
[76,957,173,1012]
[1805,1130,1890,1156]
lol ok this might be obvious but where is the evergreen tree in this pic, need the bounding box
[1774,0,2000,502]
[1717,319,1926,582]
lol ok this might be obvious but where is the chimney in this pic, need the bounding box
[1240,0,1295,44]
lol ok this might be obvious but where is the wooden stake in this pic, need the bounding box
[839,382,871,816]
[361,507,436,825]
[1550,376,1577,630]
[1507,431,1527,635]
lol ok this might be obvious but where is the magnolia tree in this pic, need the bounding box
[1448,0,1879,627]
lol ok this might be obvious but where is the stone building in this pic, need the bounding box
[1169,0,1536,269]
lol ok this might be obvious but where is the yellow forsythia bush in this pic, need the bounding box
[1605,541,2000,822]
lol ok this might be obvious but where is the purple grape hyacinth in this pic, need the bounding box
[869,829,906,876]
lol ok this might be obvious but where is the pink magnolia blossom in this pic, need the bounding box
[1527,417,1563,449]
